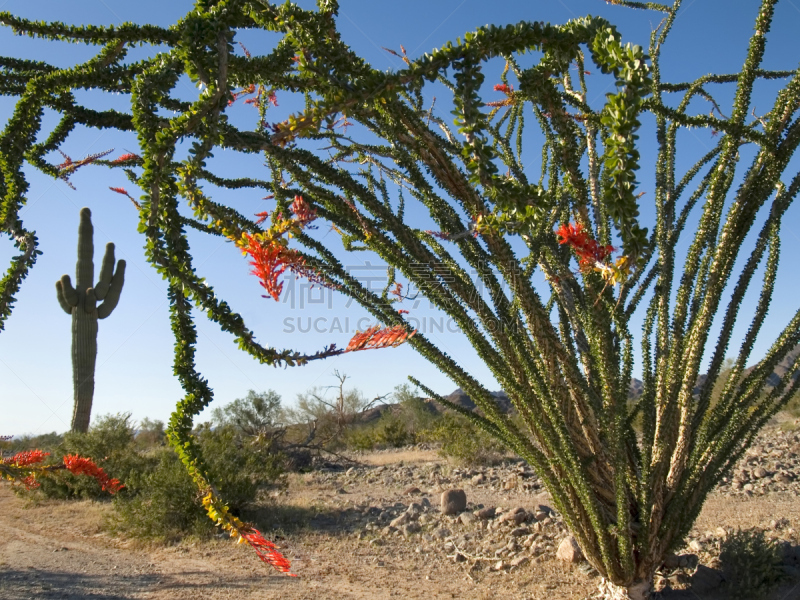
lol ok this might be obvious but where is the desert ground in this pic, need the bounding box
[2,424,800,600]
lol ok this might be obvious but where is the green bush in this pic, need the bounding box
[13,412,285,542]
[422,412,506,466]
[33,413,151,500]
[109,423,286,542]
[109,447,210,541]
[719,528,787,600]
[346,411,411,450]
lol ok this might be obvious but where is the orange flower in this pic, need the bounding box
[239,526,295,574]
[345,325,416,352]
[2,450,49,466]
[290,195,316,224]
[239,232,324,301]
[110,153,140,165]
[63,454,124,494]
[555,223,615,270]
[493,83,513,94]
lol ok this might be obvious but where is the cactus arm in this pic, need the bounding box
[58,274,78,308]
[76,207,94,291]
[94,242,116,300]
[55,280,74,314]
[97,259,125,319]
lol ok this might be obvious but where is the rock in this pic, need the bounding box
[662,553,681,570]
[509,555,530,568]
[753,466,768,479]
[510,527,529,537]
[433,527,451,539]
[453,552,467,562]
[476,506,496,520]
[472,474,486,485]
[688,540,702,552]
[499,507,528,525]
[492,560,506,571]
[689,565,723,594]
[401,522,421,537]
[441,489,467,515]
[556,535,584,564]
[459,512,477,526]
[390,513,411,528]
[404,485,422,496]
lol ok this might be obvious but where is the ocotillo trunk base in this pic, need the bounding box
[595,578,653,600]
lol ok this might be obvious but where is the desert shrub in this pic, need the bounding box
[109,447,210,541]
[109,423,286,542]
[135,418,166,449]
[719,528,787,600]
[4,432,63,456]
[346,411,411,450]
[211,389,283,438]
[33,413,150,500]
[423,413,505,466]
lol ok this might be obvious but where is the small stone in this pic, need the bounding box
[753,466,768,479]
[401,522,421,537]
[689,565,723,594]
[510,527,530,537]
[459,512,477,526]
[404,486,422,496]
[453,552,467,563]
[493,560,506,571]
[509,555,530,568]
[476,506,497,520]
[662,553,681,570]
[390,513,411,528]
[556,535,584,564]
[441,489,467,515]
[688,540,702,552]
[472,474,486,485]
[433,527,451,539]
[499,507,528,525]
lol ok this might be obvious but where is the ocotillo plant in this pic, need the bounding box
[55,208,125,433]
[0,1,799,598]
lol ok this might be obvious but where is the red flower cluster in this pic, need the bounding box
[109,153,140,165]
[290,195,316,224]
[62,455,124,494]
[109,186,140,209]
[345,325,416,352]
[555,223,615,270]
[239,525,295,575]
[240,233,324,301]
[493,83,513,94]
[3,450,49,466]
[228,84,256,106]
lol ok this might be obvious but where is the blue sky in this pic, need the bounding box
[2,0,800,436]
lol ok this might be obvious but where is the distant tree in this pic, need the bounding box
[135,418,166,448]
[285,371,386,449]
[211,390,283,438]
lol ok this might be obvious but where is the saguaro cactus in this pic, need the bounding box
[56,208,125,433]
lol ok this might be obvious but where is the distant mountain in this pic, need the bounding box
[439,343,800,412]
